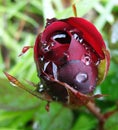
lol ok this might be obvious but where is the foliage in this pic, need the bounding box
[0,0,118,129]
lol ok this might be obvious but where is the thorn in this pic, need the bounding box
[4,72,16,83]
[18,46,33,57]
[4,72,22,88]
[45,101,50,112]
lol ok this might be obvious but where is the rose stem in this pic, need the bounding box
[85,101,105,124]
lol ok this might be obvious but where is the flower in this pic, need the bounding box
[34,17,110,106]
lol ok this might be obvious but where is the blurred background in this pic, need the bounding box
[0,0,118,130]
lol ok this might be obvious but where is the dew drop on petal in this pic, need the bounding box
[43,62,50,71]
[38,84,44,92]
[95,60,100,66]
[81,55,91,65]
[73,33,78,39]
[52,62,58,79]
[75,72,88,83]
[79,38,83,43]
[51,42,55,47]
[89,85,94,92]
[40,56,44,61]
[63,52,69,58]
[44,45,50,52]
[52,96,58,101]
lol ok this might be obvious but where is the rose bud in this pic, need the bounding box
[4,16,110,108]
[33,17,110,107]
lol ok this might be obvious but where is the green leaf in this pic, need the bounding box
[6,1,28,19]
[0,78,39,109]
[104,112,118,130]
[56,0,99,19]
[34,102,73,130]
[0,108,36,129]
[94,0,114,31]
[72,114,97,130]
[100,61,118,101]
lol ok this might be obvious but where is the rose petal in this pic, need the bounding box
[41,21,71,43]
[64,17,106,59]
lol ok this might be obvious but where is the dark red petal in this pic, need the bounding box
[64,17,106,59]
[34,34,41,61]
[58,60,97,94]
[68,36,86,60]
[41,21,71,43]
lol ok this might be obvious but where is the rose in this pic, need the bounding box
[4,16,110,108]
[34,17,110,106]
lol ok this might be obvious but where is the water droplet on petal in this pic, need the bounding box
[44,45,50,52]
[52,62,58,79]
[79,38,83,43]
[38,84,44,92]
[43,62,50,71]
[81,55,91,65]
[74,85,78,90]
[40,56,44,61]
[73,33,83,43]
[52,96,58,101]
[75,73,88,83]
[73,33,78,39]
[51,42,55,47]
[64,52,69,58]
[89,85,94,92]
[95,60,100,66]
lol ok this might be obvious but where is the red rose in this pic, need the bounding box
[4,16,110,108]
[34,17,110,105]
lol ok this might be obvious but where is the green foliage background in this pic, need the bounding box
[0,0,118,129]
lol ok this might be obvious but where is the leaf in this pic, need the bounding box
[100,61,118,101]
[0,77,39,109]
[0,108,36,129]
[34,102,73,130]
[6,1,28,19]
[94,0,114,31]
[56,0,99,19]
[104,112,118,130]
[72,114,97,130]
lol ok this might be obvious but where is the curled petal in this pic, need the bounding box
[65,17,106,59]
[41,21,71,43]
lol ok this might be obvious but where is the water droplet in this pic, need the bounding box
[43,62,50,71]
[81,55,91,65]
[95,60,100,66]
[73,33,78,39]
[73,33,83,43]
[52,62,58,79]
[40,56,44,62]
[75,73,88,83]
[89,85,94,92]
[52,96,58,101]
[79,38,83,43]
[51,42,55,47]
[63,52,69,58]
[85,47,89,50]
[38,84,45,92]
[43,45,50,52]
[74,85,78,90]
[10,82,17,87]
